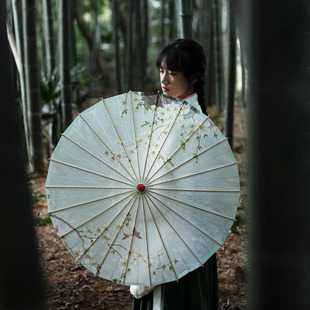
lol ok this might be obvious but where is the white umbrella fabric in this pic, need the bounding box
[45,91,240,286]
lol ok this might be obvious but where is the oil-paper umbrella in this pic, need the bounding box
[45,91,240,286]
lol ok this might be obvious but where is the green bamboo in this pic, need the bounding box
[58,0,72,130]
[0,1,46,308]
[245,1,310,308]
[22,0,44,172]
[179,0,192,39]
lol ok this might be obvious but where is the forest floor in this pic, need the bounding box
[32,105,247,310]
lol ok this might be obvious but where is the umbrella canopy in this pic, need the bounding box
[46,91,240,286]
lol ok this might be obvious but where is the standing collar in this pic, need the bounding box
[184,93,202,112]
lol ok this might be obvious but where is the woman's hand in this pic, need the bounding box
[130,285,156,299]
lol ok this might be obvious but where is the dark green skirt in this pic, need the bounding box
[132,254,218,310]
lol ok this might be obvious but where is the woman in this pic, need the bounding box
[130,39,219,310]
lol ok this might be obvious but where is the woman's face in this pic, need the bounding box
[159,63,195,99]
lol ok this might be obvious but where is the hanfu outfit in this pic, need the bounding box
[130,94,219,310]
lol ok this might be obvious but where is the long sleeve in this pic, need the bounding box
[130,285,156,299]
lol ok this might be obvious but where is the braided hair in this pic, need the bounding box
[156,39,206,111]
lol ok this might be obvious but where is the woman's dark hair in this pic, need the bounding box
[156,39,206,111]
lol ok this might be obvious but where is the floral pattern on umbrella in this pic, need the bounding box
[46,91,240,286]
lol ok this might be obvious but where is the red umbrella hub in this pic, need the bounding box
[137,184,146,192]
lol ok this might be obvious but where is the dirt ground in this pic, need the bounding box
[32,105,246,310]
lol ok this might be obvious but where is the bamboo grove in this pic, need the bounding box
[2,1,310,309]
[6,0,243,172]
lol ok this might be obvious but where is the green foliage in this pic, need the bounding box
[39,72,61,140]
[75,0,112,62]
[34,214,52,227]
[40,72,61,106]
[32,191,46,205]
[71,64,94,88]
[79,0,109,22]
[230,219,241,235]
[32,191,51,227]
[237,204,245,211]
[230,212,244,235]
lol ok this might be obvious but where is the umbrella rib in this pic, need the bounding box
[58,192,136,238]
[49,158,133,186]
[102,99,139,183]
[121,194,142,285]
[149,188,240,193]
[129,92,141,181]
[141,92,160,181]
[48,190,132,214]
[149,162,238,186]
[147,137,229,185]
[144,103,185,181]
[75,194,138,266]
[141,195,152,286]
[78,112,136,183]
[148,190,236,222]
[145,192,203,266]
[95,194,139,277]
[144,195,179,282]
[146,192,224,247]
[61,133,135,185]
[45,185,131,189]
[146,116,210,182]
